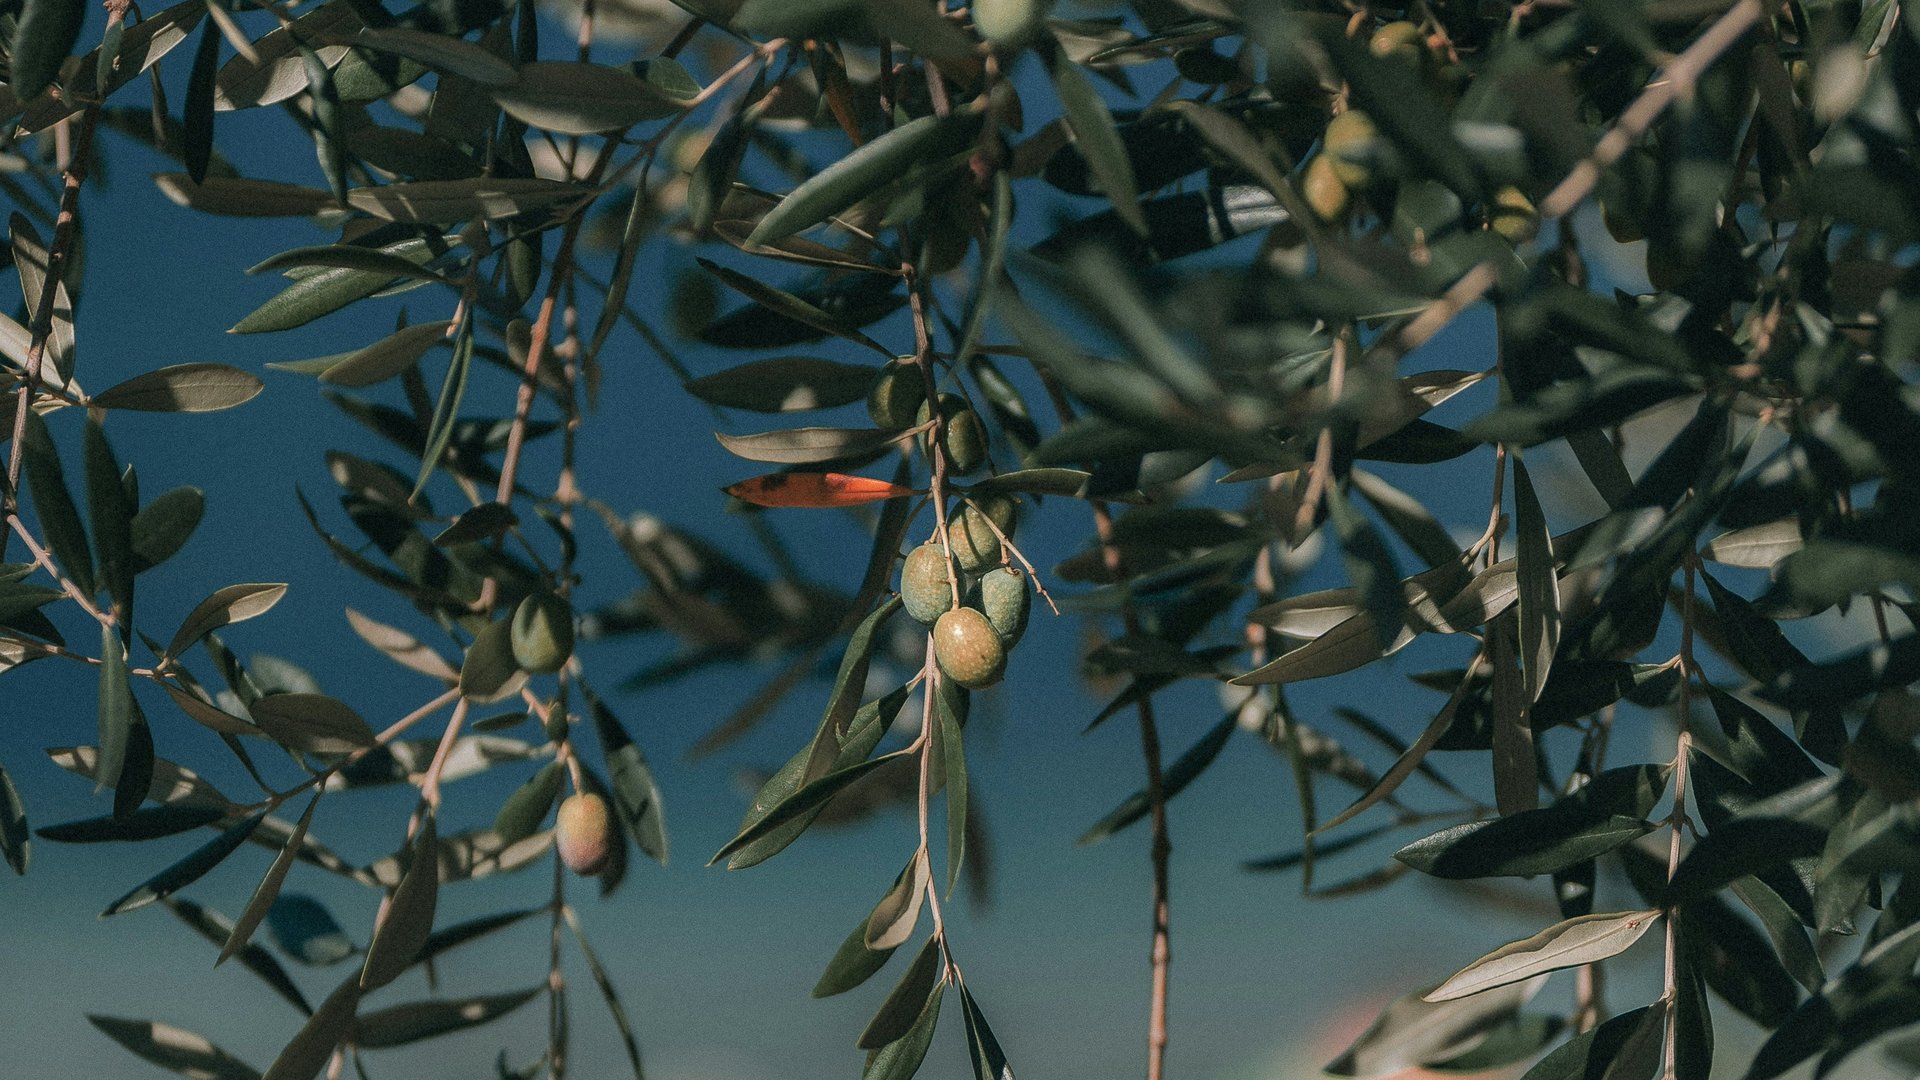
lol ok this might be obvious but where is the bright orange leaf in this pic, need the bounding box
[724,472,920,509]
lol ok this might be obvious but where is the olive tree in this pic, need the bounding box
[3,0,1919,1078]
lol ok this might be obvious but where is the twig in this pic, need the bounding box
[3,103,101,562]
[1661,553,1699,1079]
[1540,0,1765,218]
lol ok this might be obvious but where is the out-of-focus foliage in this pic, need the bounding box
[3,0,1920,1077]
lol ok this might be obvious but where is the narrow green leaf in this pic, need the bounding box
[562,906,645,1080]
[83,419,136,619]
[0,761,27,874]
[858,936,944,1050]
[220,793,322,968]
[231,238,448,333]
[1488,611,1534,816]
[1049,48,1145,235]
[93,364,265,412]
[415,907,542,967]
[960,985,1014,1080]
[489,60,685,134]
[1511,457,1561,704]
[1427,910,1662,1002]
[354,987,541,1048]
[36,803,226,843]
[10,212,77,383]
[864,982,944,1080]
[183,17,221,184]
[710,750,914,866]
[493,761,564,846]
[684,357,878,413]
[22,410,95,596]
[750,112,985,245]
[166,583,288,660]
[1521,1005,1654,1080]
[805,595,903,782]
[131,487,205,571]
[359,813,439,991]
[588,694,669,865]
[261,975,360,1080]
[1395,813,1655,879]
[347,178,590,224]
[411,316,474,498]
[866,851,930,952]
[814,919,899,999]
[696,258,892,356]
[96,625,133,795]
[458,617,527,704]
[10,0,88,100]
[250,693,376,754]
[1329,975,1546,1078]
[162,896,313,1015]
[1079,708,1235,844]
[941,689,968,897]
[317,321,452,389]
[715,425,908,466]
[351,27,518,86]
[88,1015,262,1080]
[102,809,267,916]
[17,0,206,133]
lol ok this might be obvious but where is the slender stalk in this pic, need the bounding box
[3,103,101,562]
[1036,370,1173,1080]
[1662,554,1699,1079]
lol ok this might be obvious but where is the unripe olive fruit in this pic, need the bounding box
[933,608,1007,690]
[555,793,615,877]
[1322,109,1378,190]
[1488,186,1539,244]
[917,393,988,475]
[976,566,1031,648]
[867,361,927,430]
[974,0,1051,48]
[1303,154,1350,223]
[900,542,955,624]
[948,495,1016,573]
[510,592,574,674]
[1369,20,1425,67]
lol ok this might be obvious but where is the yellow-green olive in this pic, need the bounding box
[917,393,988,475]
[933,608,1007,689]
[555,793,615,877]
[1322,109,1379,190]
[1303,154,1351,223]
[1369,20,1426,67]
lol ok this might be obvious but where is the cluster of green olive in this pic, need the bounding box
[898,494,1031,691]
[1303,21,1539,244]
[868,360,990,476]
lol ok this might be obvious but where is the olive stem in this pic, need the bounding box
[916,650,947,945]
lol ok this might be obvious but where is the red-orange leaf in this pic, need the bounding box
[725,472,920,509]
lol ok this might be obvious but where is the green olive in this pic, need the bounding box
[947,508,1001,573]
[917,393,988,475]
[933,608,1007,690]
[974,0,1051,49]
[976,566,1030,648]
[1322,109,1378,190]
[1303,154,1351,223]
[900,542,954,624]
[867,361,927,430]
[1369,20,1425,68]
[510,591,574,674]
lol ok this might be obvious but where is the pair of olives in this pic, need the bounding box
[899,498,1031,690]
[867,363,989,476]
